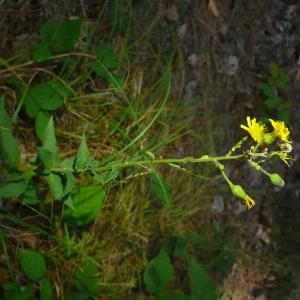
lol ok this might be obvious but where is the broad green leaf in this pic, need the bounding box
[40,19,82,53]
[90,43,118,77]
[143,251,174,295]
[74,260,101,296]
[35,111,51,143]
[43,116,56,153]
[0,181,27,198]
[0,98,20,167]
[63,185,106,226]
[37,147,60,171]
[64,195,75,210]
[39,278,53,300]
[32,43,51,62]
[45,173,64,200]
[188,257,217,300]
[151,171,171,207]
[21,189,39,205]
[155,291,194,300]
[24,80,68,113]
[20,249,46,281]
[75,134,90,169]
[3,283,35,300]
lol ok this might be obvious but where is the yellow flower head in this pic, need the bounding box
[240,117,266,144]
[244,195,256,209]
[269,119,291,143]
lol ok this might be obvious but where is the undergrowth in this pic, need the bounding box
[0,1,293,300]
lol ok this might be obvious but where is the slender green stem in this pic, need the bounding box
[51,154,245,174]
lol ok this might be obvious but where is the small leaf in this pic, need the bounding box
[32,43,51,62]
[75,134,90,169]
[74,260,101,296]
[63,185,106,226]
[40,19,82,53]
[260,83,275,98]
[37,147,60,171]
[21,189,39,205]
[39,278,53,300]
[35,111,51,143]
[64,195,75,210]
[151,171,171,207]
[0,181,27,198]
[143,251,174,295]
[24,80,68,113]
[45,173,64,200]
[3,283,35,300]
[64,171,76,195]
[0,98,20,167]
[105,166,118,184]
[90,43,118,77]
[43,116,56,153]
[155,291,194,300]
[188,257,217,300]
[162,235,189,258]
[0,130,21,167]
[20,249,46,281]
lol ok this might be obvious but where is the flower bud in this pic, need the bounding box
[263,133,275,145]
[231,184,246,199]
[270,173,285,187]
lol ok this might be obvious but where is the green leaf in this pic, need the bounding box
[20,249,46,281]
[24,89,40,118]
[0,130,21,167]
[64,290,89,300]
[37,147,60,171]
[35,111,51,143]
[3,283,35,300]
[260,83,275,98]
[21,189,39,205]
[0,98,20,167]
[151,171,171,207]
[264,96,281,109]
[143,251,174,295]
[39,278,52,300]
[155,291,194,300]
[74,260,101,296]
[45,173,64,200]
[63,185,106,226]
[40,19,82,53]
[43,116,57,153]
[0,181,27,198]
[24,80,68,113]
[105,166,118,184]
[75,134,90,169]
[61,156,75,169]
[64,171,76,195]
[32,43,51,62]
[90,43,118,77]
[162,235,189,258]
[188,257,217,300]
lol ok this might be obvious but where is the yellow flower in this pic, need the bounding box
[244,195,256,209]
[269,119,291,143]
[240,117,266,144]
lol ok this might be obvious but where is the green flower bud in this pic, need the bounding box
[263,133,275,145]
[270,173,285,187]
[231,184,246,199]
